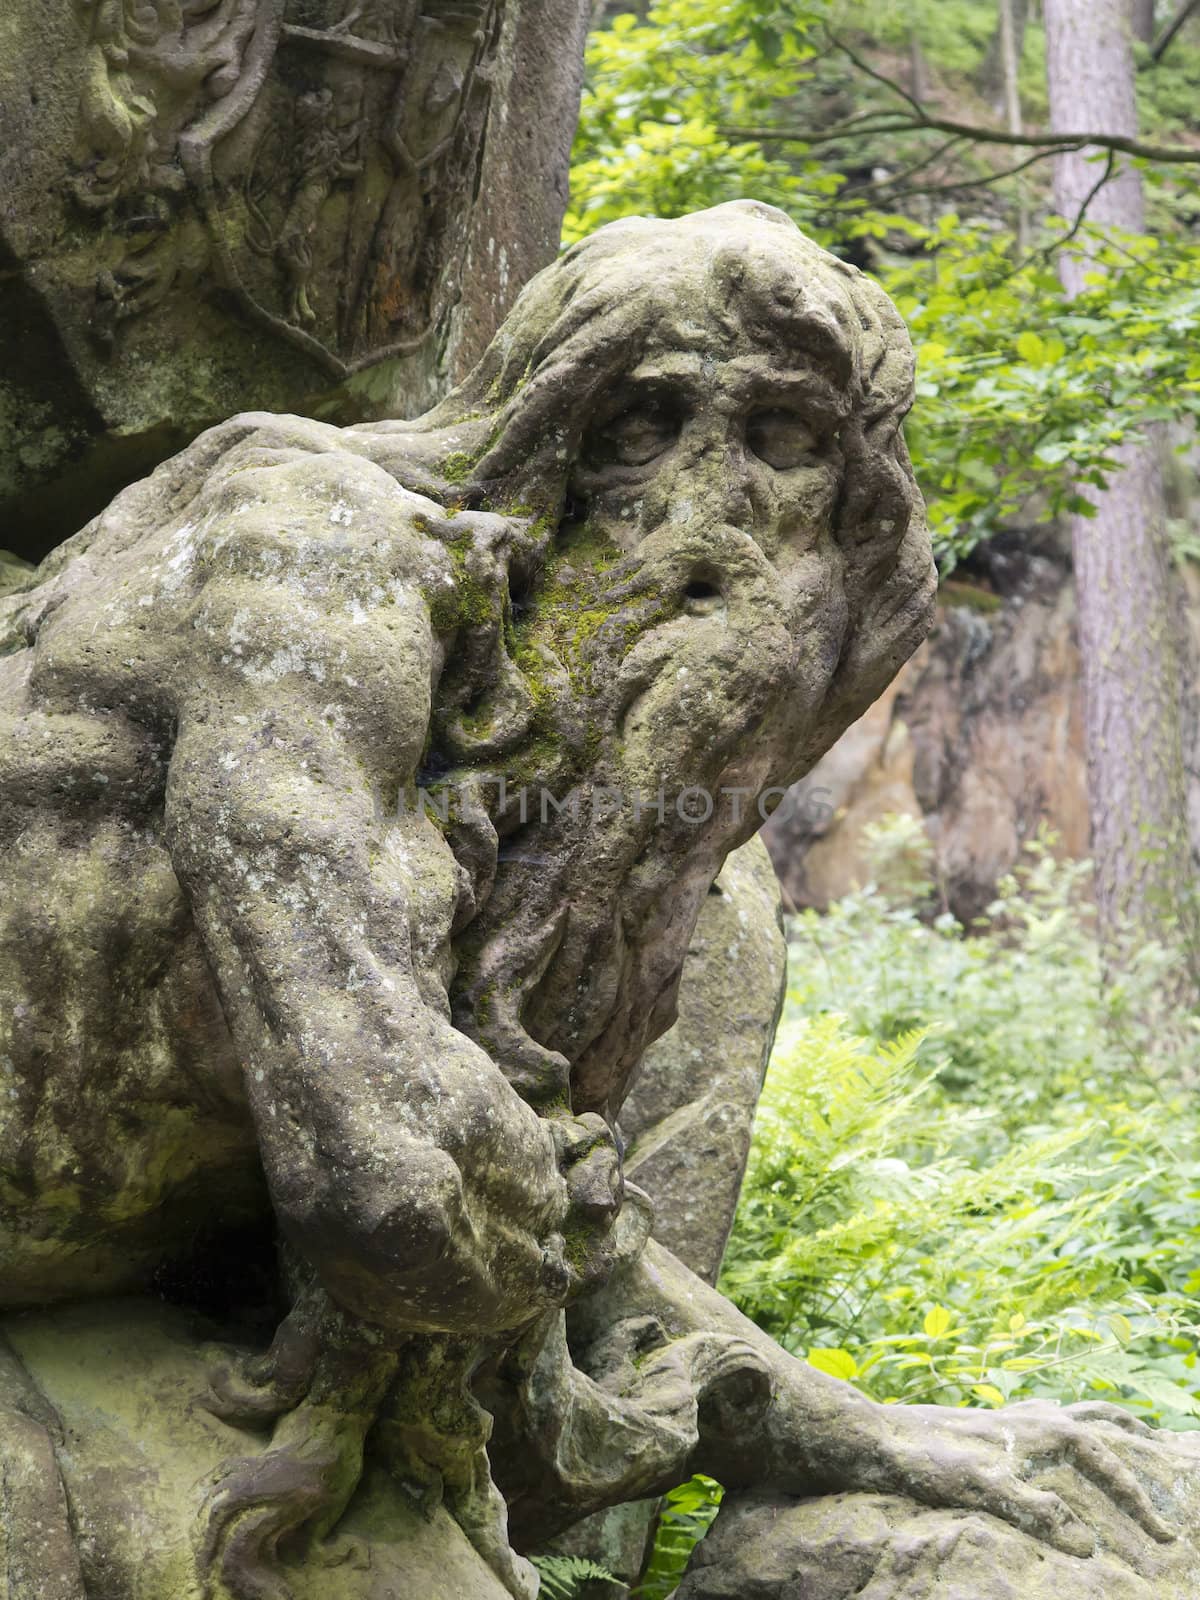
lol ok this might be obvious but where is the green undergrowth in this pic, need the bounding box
[724,818,1200,1420]
[633,1477,724,1600]
[532,1554,620,1598]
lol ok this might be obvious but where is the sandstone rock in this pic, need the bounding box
[5,187,1186,1600]
[5,1299,516,1600]
[621,834,787,1286]
[0,0,590,559]
[679,1433,1200,1600]
[1,202,941,1600]
[764,534,1094,920]
[537,834,786,1590]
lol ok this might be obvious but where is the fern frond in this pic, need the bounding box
[531,1553,619,1599]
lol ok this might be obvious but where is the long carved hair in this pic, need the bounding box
[370,200,933,1118]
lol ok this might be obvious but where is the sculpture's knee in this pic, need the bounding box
[286,1148,474,1327]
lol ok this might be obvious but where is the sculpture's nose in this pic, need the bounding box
[720,447,754,528]
[567,1142,624,1224]
[685,417,755,532]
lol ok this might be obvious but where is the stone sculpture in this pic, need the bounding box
[0,0,589,556]
[620,835,786,1288]
[538,833,787,1593]
[1,201,1192,1600]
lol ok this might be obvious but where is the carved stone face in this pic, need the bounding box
[573,344,848,566]
[433,205,936,1120]
[562,332,857,778]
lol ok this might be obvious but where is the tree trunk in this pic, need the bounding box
[998,0,1030,249]
[909,30,929,102]
[1044,0,1197,965]
[979,0,1028,108]
[1132,0,1157,40]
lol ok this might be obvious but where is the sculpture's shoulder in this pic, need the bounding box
[3,414,463,704]
[24,412,444,594]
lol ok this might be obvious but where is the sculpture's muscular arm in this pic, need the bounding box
[161,481,571,1335]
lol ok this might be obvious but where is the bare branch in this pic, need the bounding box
[994,150,1118,285]
[846,135,968,193]
[826,29,929,117]
[1151,0,1200,63]
[843,145,1092,210]
[730,28,1200,168]
[828,141,1088,213]
[721,114,1200,166]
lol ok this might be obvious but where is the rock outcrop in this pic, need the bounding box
[0,0,591,559]
[764,532,1092,919]
[765,527,1200,922]
[681,1426,1200,1600]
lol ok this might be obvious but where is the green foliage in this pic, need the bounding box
[893,221,1200,562]
[566,0,834,242]
[633,1476,724,1600]
[861,0,993,69]
[570,0,1200,566]
[631,826,1200,1599]
[720,823,1200,1423]
[532,1554,620,1599]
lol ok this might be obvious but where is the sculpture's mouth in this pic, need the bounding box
[680,573,726,618]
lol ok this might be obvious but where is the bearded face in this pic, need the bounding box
[566,333,855,779]
[401,202,935,1123]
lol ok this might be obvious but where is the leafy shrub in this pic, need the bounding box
[721,823,1200,1422]
[634,825,1199,1595]
[632,1477,723,1600]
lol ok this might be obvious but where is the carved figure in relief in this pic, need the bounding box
[268,90,365,325]
[71,0,258,208]
[65,0,499,372]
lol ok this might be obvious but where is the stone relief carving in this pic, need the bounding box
[68,0,498,371]
[1,202,1194,1600]
[1,0,590,555]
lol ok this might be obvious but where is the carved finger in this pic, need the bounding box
[948,1459,1095,1558]
[1062,1401,1157,1438]
[198,1501,296,1600]
[1060,1428,1175,1543]
[201,1323,320,1424]
[201,1276,329,1425]
[197,1444,340,1600]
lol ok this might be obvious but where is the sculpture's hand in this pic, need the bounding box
[586,1242,1178,1560]
[842,1396,1174,1556]
[550,1113,625,1290]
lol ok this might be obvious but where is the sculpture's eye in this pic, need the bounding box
[746,409,819,471]
[587,400,680,468]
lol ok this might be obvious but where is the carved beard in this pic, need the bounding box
[442,518,831,1124]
